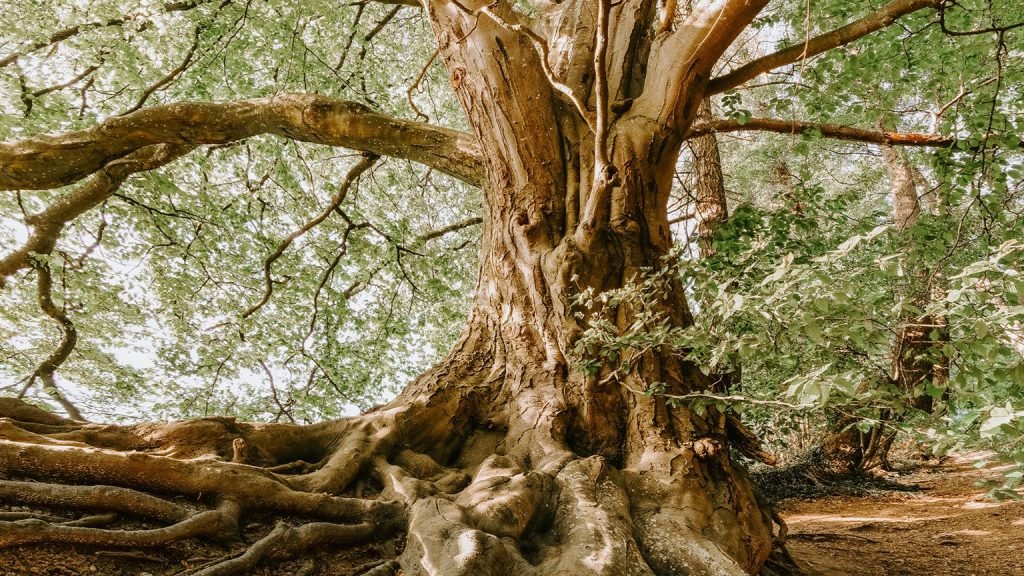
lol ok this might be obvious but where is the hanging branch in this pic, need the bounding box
[242,153,379,319]
[0,143,193,287]
[23,261,86,422]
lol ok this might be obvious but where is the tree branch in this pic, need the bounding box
[0,144,193,285]
[242,154,378,319]
[706,0,942,96]
[684,117,1019,149]
[121,24,205,115]
[416,216,482,242]
[0,93,483,191]
[28,263,85,422]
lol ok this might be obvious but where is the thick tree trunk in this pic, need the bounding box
[1,1,778,574]
[0,165,775,574]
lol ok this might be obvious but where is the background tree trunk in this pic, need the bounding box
[692,99,730,259]
[824,146,948,472]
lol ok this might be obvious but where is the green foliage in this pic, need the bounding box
[0,0,1021,494]
[0,0,476,421]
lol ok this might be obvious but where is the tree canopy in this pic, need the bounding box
[4,0,1020,460]
[0,0,1022,574]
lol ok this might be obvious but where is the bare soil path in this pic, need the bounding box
[781,454,1024,576]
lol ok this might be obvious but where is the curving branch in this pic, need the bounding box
[27,263,84,422]
[242,154,379,319]
[0,93,483,191]
[0,144,193,285]
[706,0,942,96]
[22,60,104,116]
[122,24,205,115]
[683,117,1022,149]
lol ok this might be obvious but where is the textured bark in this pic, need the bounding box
[692,99,729,258]
[0,2,786,574]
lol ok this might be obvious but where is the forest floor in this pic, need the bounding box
[779,452,1024,576]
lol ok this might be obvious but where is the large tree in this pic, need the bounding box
[0,0,1018,574]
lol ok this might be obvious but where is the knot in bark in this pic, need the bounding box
[691,437,722,459]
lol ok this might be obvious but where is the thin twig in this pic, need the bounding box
[242,154,378,319]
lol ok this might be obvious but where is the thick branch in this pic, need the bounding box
[685,117,995,148]
[0,144,193,285]
[634,0,770,128]
[707,0,942,95]
[0,93,483,191]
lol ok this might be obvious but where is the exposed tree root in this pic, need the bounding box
[189,521,377,576]
[0,499,239,548]
[0,385,782,575]
[0,481,191,522]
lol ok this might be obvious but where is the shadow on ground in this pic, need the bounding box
[768,453,1023,576]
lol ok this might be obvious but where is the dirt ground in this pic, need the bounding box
[781,453,1024,576]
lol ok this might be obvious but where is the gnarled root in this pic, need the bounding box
[1,389,773,576]
[0,397,407,575]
